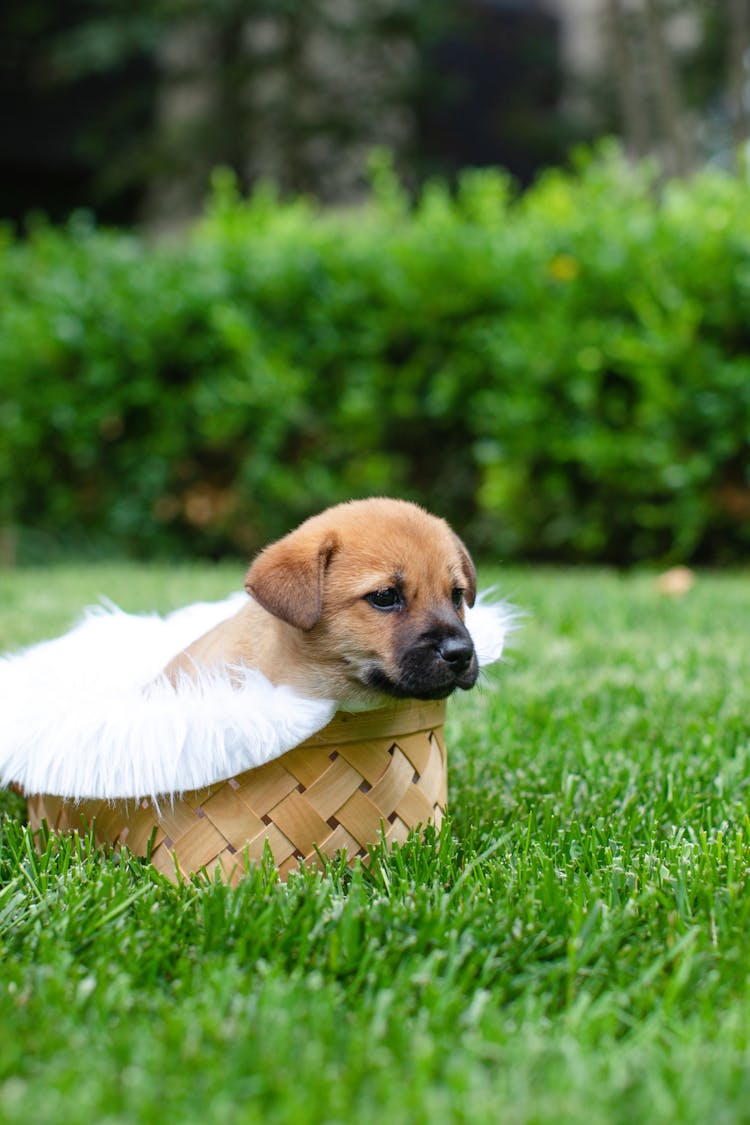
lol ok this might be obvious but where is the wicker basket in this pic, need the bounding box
[27,699,447,883]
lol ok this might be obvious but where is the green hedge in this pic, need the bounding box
[2,146,750,564]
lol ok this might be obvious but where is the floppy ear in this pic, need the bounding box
[244,529,340,631]
[452,533,477,608]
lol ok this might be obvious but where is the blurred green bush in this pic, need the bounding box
[2,146,749,564]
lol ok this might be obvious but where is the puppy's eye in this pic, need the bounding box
[366,587,403,611]
[451,588,464,610]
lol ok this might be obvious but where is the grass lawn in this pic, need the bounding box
[2,563,750,1124]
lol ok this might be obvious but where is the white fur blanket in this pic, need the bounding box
[0,593,513,801]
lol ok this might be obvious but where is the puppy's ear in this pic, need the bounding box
[244,530,340,631]
[452,533,477,608]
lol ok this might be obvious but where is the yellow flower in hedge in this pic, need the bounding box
[547,254,580,281]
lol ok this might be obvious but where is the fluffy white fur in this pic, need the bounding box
[0,593,513,801]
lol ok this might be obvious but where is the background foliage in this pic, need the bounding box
[2,146,750,565]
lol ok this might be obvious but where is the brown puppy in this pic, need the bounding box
[164,498,478,708]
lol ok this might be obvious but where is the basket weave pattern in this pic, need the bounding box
[27,699,447,883]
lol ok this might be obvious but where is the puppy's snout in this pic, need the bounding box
[370,619,478,701]
[437,635,474,672]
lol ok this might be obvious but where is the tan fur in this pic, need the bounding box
[163,498,478,707]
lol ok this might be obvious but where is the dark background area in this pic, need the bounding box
[2,0,739,230]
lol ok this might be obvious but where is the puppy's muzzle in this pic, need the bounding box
[365,619,479,701]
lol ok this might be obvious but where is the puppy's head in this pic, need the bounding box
[245,498,479,704]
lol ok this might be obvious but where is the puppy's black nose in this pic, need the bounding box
[437,636,474,672]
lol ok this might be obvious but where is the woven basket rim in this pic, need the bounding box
[21,699,445,803]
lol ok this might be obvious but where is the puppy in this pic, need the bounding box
[164,498,479,708]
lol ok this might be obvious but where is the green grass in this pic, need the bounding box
[2,564,750,1124]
